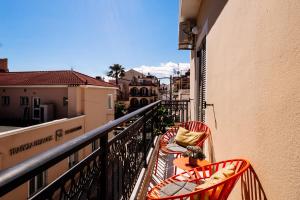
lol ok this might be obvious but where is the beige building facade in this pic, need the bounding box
[112,69,160,111]
[0,116,86,200]
[115,69,144,101]
[128,77,159,111]
[179,0,300,199]
[0,67,117,199]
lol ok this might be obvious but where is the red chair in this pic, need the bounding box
[155,121,211,175]
[148,159,250,200]
[159,121,211,156]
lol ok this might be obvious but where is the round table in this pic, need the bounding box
[173,157,210,171]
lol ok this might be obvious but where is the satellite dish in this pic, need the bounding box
[192,26,199,35]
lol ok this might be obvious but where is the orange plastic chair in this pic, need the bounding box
[159,121,211,156]
[148,159,250,200]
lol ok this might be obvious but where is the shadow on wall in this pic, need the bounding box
[206,115,267,199]
[241,165,268,200]
[206,104,217,163]
[197,0,229,36]
[206,104,217,129]
[207,134,216,163]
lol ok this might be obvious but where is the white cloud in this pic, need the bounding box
[103,75,113,82]
[101,61,190,83]
[132,62,190,78]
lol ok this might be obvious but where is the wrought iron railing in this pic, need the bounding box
[162,100,190,123]
[0,100,189,200]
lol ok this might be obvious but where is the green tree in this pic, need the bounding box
[107,64,125,85]
[115,102,127,119]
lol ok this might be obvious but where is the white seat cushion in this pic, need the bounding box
[166,143,187,153]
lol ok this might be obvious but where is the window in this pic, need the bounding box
[140,87,148,96]
[68,152,79,168]
[140,98,149,106]
[63,97,68,106]
[29,171,47,196]
[92,139,100,151]
[20,96,29,106]
[130,87,139,96]
[108,94,113,109]
[1,96,10,106]
[130,98,139,107]
[32,97,41,120]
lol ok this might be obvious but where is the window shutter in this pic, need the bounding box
[198,38,207,122]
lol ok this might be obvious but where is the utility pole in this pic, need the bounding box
[169,75,172,101]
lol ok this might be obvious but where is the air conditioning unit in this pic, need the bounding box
[178,20,195,50]
[40,104,54,122]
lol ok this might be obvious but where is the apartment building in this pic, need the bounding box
[111,69,160,111]
[109,69,144,103]
[128,74,159,111]
[178,0,300,199]
[172,70,190,100]
[0,59,117,199]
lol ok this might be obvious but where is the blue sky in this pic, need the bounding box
[0,0,190,78]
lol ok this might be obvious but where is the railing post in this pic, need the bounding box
[99,133,109,200]
[143,118,148,168]
[186,101,189,121]
[151,110,155,147]
[180,101,183,122]
[152,104,159,148]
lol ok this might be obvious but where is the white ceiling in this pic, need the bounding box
[179,0,202,21]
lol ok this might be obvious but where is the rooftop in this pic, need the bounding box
[0,70,116,87]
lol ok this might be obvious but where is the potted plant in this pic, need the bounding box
[182,146,206,166]
[154,105,174,135]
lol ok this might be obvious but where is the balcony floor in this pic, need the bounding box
[137,139,186,200]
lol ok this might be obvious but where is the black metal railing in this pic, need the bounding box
[0,100,189,200]
[162,100,190,122]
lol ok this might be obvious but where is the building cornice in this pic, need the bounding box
[0,85,69,88]
[0,85,118,89]
[80,85,118,90]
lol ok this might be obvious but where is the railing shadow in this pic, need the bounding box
[241,165,268,200]
[207,134,216,163]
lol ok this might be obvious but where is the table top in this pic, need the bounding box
[173,157,210,171]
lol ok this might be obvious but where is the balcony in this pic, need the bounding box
[130,92,152,97]
[0,100,190,200]
[130,93,158,97]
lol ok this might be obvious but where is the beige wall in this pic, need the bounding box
[123,69,144,80]
[0,116,85,200]
[82,86,116,132]
[67,86,83,117]
[190,0,300,199]
[0,87,68,120]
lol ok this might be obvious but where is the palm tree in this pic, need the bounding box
[107,64,125,85]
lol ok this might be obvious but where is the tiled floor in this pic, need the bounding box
[147,151,185,192]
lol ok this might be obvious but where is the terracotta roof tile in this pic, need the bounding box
[0,70,116,87]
